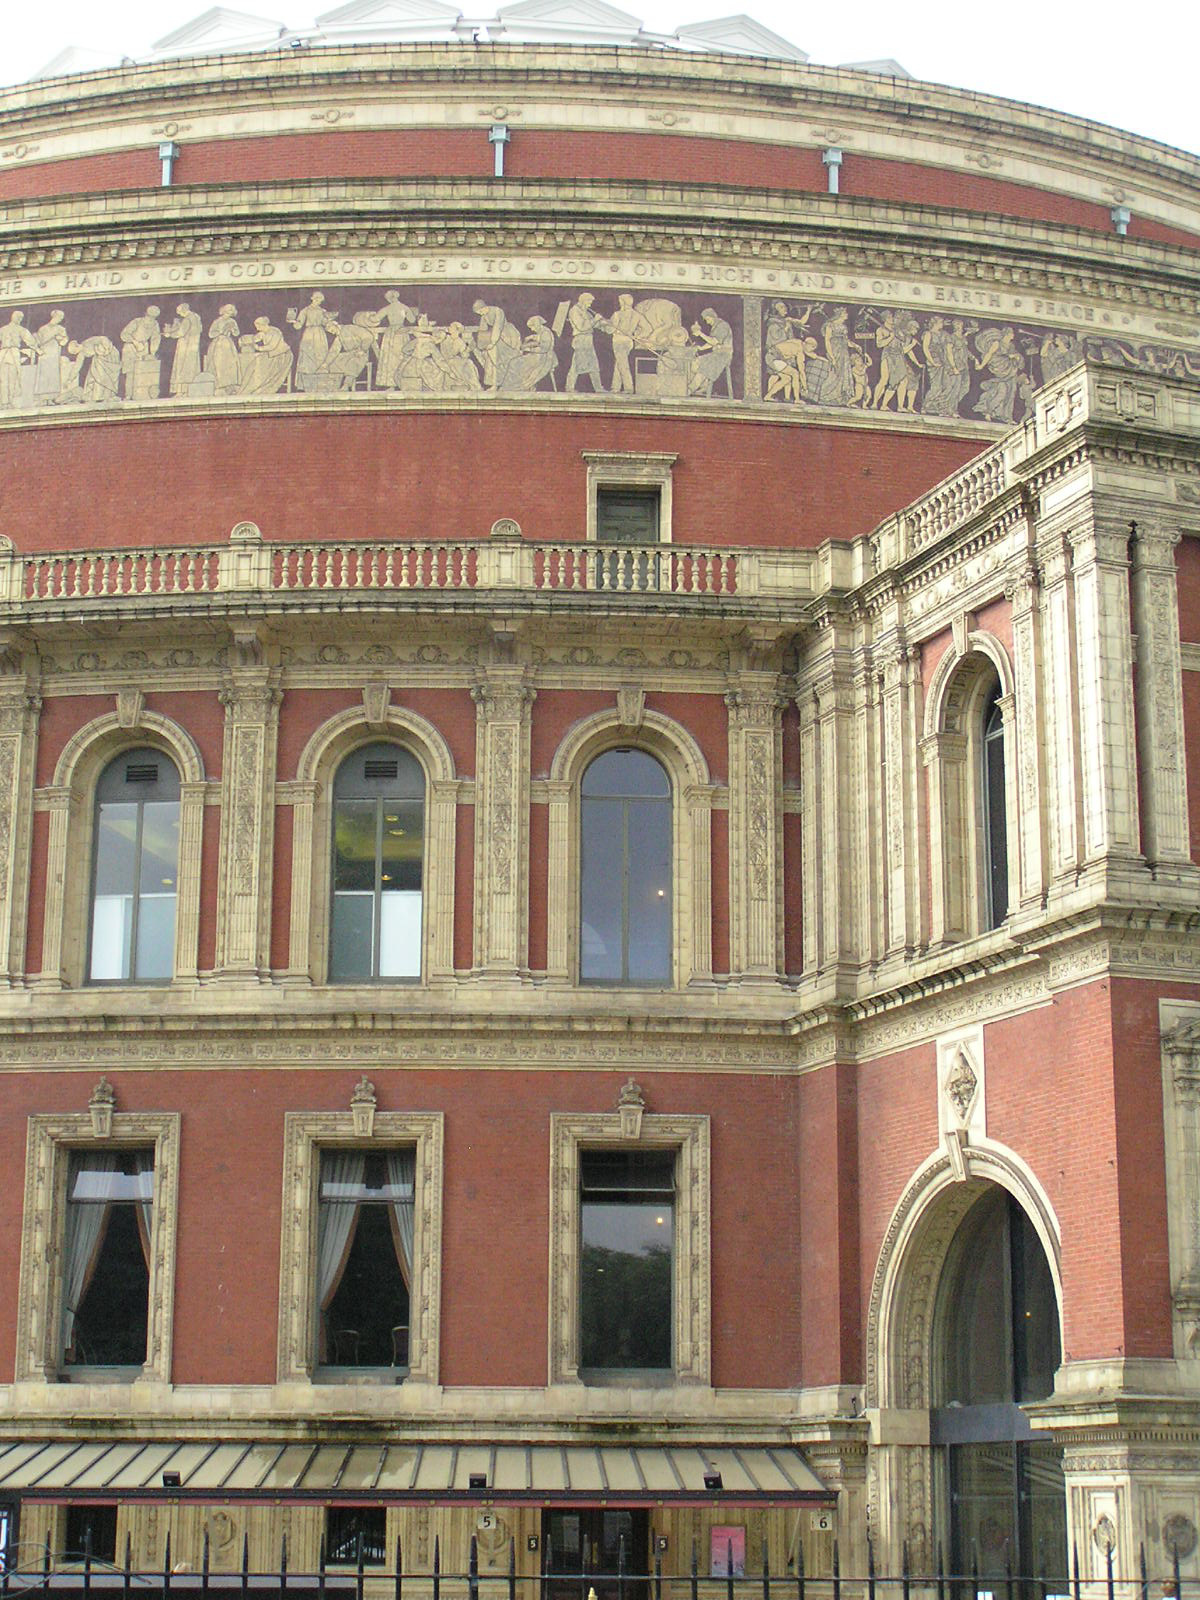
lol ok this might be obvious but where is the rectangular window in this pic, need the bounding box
[580,1149,674,1371]
[326,1506,387,1567]
[64,1505,118,1565]
[595,488,660,545]
[317,1150,413,1370]
[62,1151,153,1371]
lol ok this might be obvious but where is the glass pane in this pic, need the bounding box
[583,750,669,798]
[941,1189,1011,1405]
[330,892,374,980]
[1012,1205,1061,1401]
[380,802,423,893]
[134,893,176,980]
[323,1204,411,1367]
[94,803,138,895]
[333,801,378,893]
[334,742,424,801]
[138,801,180,894]
[581,1195,672,1369]
[627,800,671,982]
[90,894,133,981]
[985,720,1009,925]
[379,891,422,978]
[67,1203,150,1367]
[581,798,623,982]
[950,1443,1016,1581]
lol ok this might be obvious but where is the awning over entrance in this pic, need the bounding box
[0,1441,830,1504]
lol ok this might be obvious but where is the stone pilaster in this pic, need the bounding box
[1007,563,1049,911]
[471,672,535,976]
[213,629,281,980]
[1068,516,1141,869]
[921,729,968,944]
[0,660,40,987]
[1131,523,1194,872]
[880,640,921,958]
[1038,529,1083,884]
[726,674,784,979]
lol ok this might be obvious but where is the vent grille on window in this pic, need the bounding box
[124,763,159,784]
[363,759,399,781]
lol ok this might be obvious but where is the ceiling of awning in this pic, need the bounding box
[0,1441,831,1502]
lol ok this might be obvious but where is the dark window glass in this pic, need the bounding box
[331,743,424,981]
[580,1149,674,1371]
[581,750,671,985]
[317,1150,413,1369]
[936,1188,1065,1580]
[89,748,180,982]
[63,1150,152,1370]
[64,1505,118,1564]
[596,489,659,544]
[982,688,1008,928]
[326,1507,386,1567]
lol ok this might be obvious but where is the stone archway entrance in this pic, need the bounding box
[866,1146,1066,1580]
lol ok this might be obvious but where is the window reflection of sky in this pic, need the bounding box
[582,1199,672,1257]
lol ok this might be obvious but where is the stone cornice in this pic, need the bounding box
[2,45,1197,204]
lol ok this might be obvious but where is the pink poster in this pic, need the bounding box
[711,1527,746,1578]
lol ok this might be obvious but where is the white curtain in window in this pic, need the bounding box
[133,1150,155,1269]
[317,1150,366,1312]
[385,1149,415,1289]
[61,1153,118,1358]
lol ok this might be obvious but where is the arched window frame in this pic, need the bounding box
[88,746,182,986]
[545,708,714,989]
[41,712,205,988]
[287,706,457,985]
[922,637,1018,945]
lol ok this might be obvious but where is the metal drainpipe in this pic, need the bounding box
[1111,205,1131,236]
[158,141,180,187]
[488,123,510,177]
[822,146,843,194]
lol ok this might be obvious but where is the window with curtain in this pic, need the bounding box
[316,1149,414,1369]
[580,1148,675,1371]
[330,743,425,981]
[981,685,1008,929]
[89,748,181,983]
[580,748,671,984]
[62,1149,153,1370]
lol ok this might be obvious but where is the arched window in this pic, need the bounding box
[981,686,1008,928]
[933,1187,1065,1581]
[580,748,671,984]
[330,742,424,980]
[89,747,181,983]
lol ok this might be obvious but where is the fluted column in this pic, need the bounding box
[1130,522,1193,870]
[1007,563,1049,910]
[0,662,40,986]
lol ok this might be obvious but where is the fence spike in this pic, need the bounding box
[395,1537,403,1600]
[1106,1539,1115,1600]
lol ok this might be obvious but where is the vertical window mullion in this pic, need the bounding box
[129,801,144,981]
[621,798,631,985]
[372,798,383,980]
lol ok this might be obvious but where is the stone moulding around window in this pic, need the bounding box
[14,1112,181,1385]
[582,451,676,544]
[547,1109,710,1387]
[276,1110,444,1384]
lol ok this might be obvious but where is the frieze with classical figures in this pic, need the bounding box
[0,281,1194,425]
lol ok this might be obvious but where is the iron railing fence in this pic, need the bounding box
[0,1533,1191,1600]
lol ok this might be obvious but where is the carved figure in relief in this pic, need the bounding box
[317,314,379,390]
[973,326,1027,422]
[764,348,802,402]
[870,308,922,411]
[815,306,854,405]
[286,291,337,391]
[564,292,606,392]
[471,299,520,391]
[0,311,36,407]
[1038,330,1082,386]
[606,293,652,394]
[61,336,120,405]
[438,321,484,391]
[32,310,68,403]
[506,315,558,391]
[164,302,203,395]
[119,305,162,401]
[688,308,733,397]
[204,306,241,394]
[236,317,293,395]
[374,290,417,389]
[764,299,810,364]
[919,315,964,417]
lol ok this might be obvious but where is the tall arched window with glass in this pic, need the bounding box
[331,743,424,980]
[89,748,181,982]
[981,687,1008,928]
[580,748,671,984]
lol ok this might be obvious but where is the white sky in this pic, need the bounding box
[2,0,1198,160]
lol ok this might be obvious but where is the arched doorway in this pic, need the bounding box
[932,1187,1066,1581]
